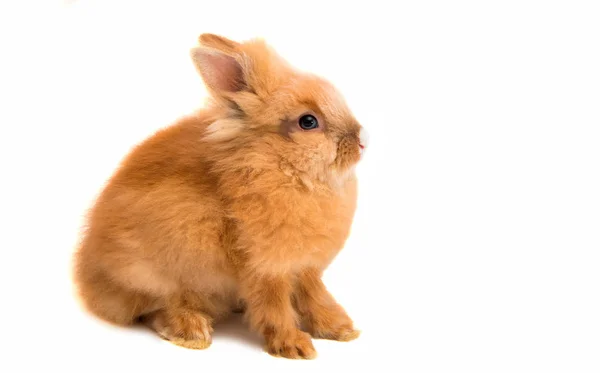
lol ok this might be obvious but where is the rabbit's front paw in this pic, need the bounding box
[307,312,360,342]
[265,328,317,359]
[312,325,361,341]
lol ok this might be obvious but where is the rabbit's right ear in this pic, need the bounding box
[190,34,247,95]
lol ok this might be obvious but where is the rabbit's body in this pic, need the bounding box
[74,34,367,358]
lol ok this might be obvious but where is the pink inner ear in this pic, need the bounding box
[198,51,245,93]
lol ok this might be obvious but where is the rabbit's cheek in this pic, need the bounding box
[322,141,337,165]
[335,135,361,169]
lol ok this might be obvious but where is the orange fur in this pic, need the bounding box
[73,33,366,359]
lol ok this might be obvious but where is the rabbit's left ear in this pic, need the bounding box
[190,34,248,95]
[191,46,246,93]
[198,33,241,55]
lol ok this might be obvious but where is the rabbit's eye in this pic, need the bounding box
[298,115,319,130]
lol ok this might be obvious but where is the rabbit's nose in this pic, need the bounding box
[359,127,369,150]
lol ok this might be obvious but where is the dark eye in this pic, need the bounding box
[298,114,319,130]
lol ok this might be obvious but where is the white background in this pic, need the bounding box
[1,1,599,372]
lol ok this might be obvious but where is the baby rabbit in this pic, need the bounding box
[73,33,368,359]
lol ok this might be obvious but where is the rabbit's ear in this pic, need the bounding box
[191,45,247,94]
[191,33,289,99]
[198,33,241,55]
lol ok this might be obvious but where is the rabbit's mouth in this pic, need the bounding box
[359,127,369,154]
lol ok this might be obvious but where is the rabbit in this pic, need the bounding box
[73,33,369,359]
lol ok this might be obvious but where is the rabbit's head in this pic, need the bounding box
[191,34,368,185]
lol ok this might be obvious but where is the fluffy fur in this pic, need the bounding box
[73,33,367,359]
